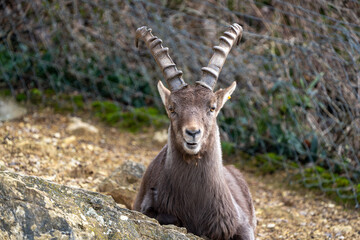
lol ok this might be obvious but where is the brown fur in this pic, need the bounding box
[134,84,256,240]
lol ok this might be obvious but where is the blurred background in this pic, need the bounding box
[0,0,359,207]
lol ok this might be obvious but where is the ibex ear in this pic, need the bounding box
[215,81,236,112]
[157,80,171,106]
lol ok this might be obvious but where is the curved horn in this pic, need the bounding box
[135,26,187,92]
[197,23,243,90]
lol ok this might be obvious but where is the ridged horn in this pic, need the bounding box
[197,23,243,90]
[135,26,187,92]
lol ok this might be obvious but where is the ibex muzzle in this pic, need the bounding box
[134,24,256,240]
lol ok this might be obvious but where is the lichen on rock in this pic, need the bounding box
[0,171,203,240]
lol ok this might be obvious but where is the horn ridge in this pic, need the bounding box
[135,26,187,91]
[197,23,243,90]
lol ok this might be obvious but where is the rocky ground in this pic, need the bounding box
[0,109,359,240]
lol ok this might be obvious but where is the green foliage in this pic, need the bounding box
[300,166,353,191]
[221,141,235,156]
[246,152,284,174]
[220,79,320,162]
[92,101,120,114]
[72,95,84,109]
[294,164,359,206]
[16,93,26,102]
[91,101,168,132]
[335,177,350,188]
[0,45,152,109]
[118,107,168,133]
[30,88,42,103]
[92,101,121,125]
[0,44,31,84]
[0,89,11,97]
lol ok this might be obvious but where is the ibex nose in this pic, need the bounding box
[185,129,201,138]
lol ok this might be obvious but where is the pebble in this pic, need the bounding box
[120,215,128,221]
[267,223,276,228]
[33,134,40,140]
[62,136,77,146]
[332,225,353,234]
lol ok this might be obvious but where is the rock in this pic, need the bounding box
[62,135,77,147]
[0,171,203,239]
[267,223,276,229]
[17,140,57,158]
[0,97,26,121]
[66,117,99,136]
[0,161,6,171]
[98,161,145,209]
[153,129,168,143]
[331,225,353,234]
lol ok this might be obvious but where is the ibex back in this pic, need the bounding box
[133,23,256,240]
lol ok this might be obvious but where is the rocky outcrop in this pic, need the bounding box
[0,171,202,239]
[98,161,145,209]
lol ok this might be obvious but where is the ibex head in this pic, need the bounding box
[136,24,242,155]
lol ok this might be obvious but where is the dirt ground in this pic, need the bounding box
[0,109,359,240]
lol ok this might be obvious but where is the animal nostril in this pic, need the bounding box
[185,129,201,137]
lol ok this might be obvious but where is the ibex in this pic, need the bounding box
[133,23,256,240]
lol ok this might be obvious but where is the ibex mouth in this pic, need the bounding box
[185,142,198,149]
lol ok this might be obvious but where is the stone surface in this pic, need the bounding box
[0,97,26,121]
[66,117,99,136]
[98,161,145,209]
[153,129,168,143]
[0,171,203,240]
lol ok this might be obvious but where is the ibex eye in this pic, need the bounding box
[169,106,175,113]
[210,106,216,112]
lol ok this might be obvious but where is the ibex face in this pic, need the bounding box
[136,23,242,155]
[158,82,236,155]
[168,86,215,155]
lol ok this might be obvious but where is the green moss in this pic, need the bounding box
[91,100,121,124]
[264,152,284,162]
[44,89,55,97]
[54,102,74,113]
[92,101,120,115]
[105,112,121,125]
[0,89,11,97]
[321,171,332,180]
[304,166,328,177]
[30,88,42,103]
[304,167,314,175]
[289,162,299,168]
[90,102,168,132]
[72,95,84,109]
[259,161,277,174]
[315,166,325,173]
[304,177,319,188]
[249,153,284,174]
[16,93,27,102]
[335,177,350,187]
[118,107,168,133]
